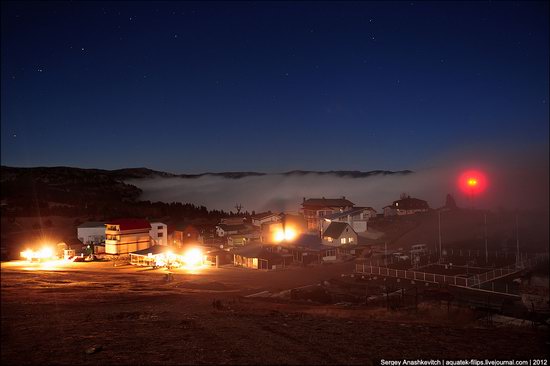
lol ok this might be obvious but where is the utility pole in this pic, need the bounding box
[516,213,520,268]
[438,210,442,263]
[384,241,387,266]
[484,212,488,263]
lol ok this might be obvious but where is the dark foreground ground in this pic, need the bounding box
[2,261,548,365]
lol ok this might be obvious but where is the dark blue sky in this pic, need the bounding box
[1,1,548,173]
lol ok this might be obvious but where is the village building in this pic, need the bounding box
[149,222,167,246]
[260,213,307,243]
[104,218,152,255]
[171,224,202,247]
[227,229,261,246]
[232,244,292,270]
[77,221,105,245]
[321,207,376,233]
[215,223,247,237]
[301,197,355,232]
[250,211,281,227]
[383,196,429,217]
[129,244,177,267]
[321,222,358,246]
[220,217,246,225]
[276,233,337,264]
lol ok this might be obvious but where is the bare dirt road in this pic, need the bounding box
[2,260,548,365]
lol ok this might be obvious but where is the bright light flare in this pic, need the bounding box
[182,248,203,267]
[20,247,56,262]
[458,170,488,195]
[273,226,298,242]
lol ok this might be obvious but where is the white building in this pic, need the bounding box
[321,222,358,246]
[77,222,106,244]
[321,207,376,233]
[250,212,281,227]
[149,222,168,246]
[216,224,246,237]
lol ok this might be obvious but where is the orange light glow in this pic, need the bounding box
[20,247,56,262]
[458,170,488,195]
[273,226,298,243]
[182,248,203,267]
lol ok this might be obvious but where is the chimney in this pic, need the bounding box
[342,196,345,200]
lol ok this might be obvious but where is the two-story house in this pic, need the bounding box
[301,197,355,232]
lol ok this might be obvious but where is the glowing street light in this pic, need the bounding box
[458,170,488,209]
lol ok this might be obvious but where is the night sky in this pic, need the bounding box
[1,1,548,173]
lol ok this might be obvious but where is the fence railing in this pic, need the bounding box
[356,253,549,289]
[355,262,470,287]
[468,253,548,287]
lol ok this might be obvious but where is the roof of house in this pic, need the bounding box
[131,244,204,256]
[251,211,279,220]
[173,224,200,232]
[106,218,151,231]
[389,197,429,210]
[302,198,354,208]
[324,207,376,220]
[232,244,283,261]
[322,222,356,239]
[274,234,336,252]
[131,244,175,256]
[77,221,105,228]
[216,224,247,232]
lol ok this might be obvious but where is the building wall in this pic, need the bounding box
[384,207,397,217]
[252,215,280,227]
[77,227,105,244]
[396,208,428,216]
[149,222,167,246]
[352,221,367,233]
[322,225,358,246]
[105,229,151,254]
[172,226,201,246]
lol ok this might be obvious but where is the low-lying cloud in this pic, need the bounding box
[126,145,549,213]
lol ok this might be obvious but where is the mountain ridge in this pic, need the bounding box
[1,165,414,180]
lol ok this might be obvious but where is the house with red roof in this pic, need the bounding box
[301,197,355,232]
[104,218,152,255]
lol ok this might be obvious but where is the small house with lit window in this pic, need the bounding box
[172,225,202,247]
[383,196,429,217]
[321,222,357,246]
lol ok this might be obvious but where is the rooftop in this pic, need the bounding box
[322,222,355,239]
[324,207,376,220]
[106,218,151,231]
[302,197,355,208]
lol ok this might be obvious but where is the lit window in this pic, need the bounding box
[327,237,333,242]
[395,202,399,207]
[349,237,354,243]
[341,238,346,244]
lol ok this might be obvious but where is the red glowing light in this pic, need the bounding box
[459,170,487,195]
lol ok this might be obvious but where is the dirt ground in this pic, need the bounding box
[2,260,548,365]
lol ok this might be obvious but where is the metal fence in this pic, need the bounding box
[356,252,548,289]
[468,253,548,287]
[355,262,471,287]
